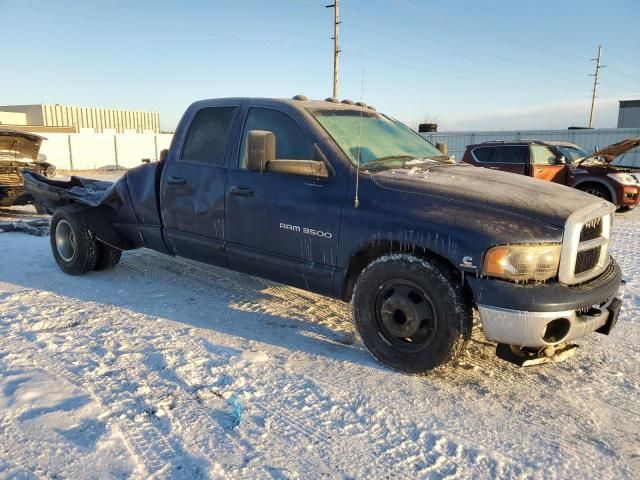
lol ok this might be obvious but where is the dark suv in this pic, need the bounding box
[462,138,640,210]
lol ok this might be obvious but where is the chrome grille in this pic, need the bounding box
[579,217,602,242]
[575,247,601,275]
[0,170,22,185]
[559,202,615,285]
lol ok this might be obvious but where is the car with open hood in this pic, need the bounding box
[23,96,624,373]
[462,138,640,210]
[0,128,56,212]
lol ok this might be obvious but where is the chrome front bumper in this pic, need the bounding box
[478,297,618,348]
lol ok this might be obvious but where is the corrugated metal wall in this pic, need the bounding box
[618,102,640,128]
[421,128,640,167]
[39,104,160,133]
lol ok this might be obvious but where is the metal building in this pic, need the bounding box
[618,100,640,128]
[0,104,160,133]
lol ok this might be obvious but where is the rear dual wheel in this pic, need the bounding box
[50,208,121,275]
[353,254,472,374]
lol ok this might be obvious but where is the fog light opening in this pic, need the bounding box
[541,318,571,344]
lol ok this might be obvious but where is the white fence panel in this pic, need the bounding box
[38,133,71,170]
[115,134,157,168]
[69,134,117,170]
[35,132,176,170]
[156,134,173,153]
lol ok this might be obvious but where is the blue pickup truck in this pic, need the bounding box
[24,96,623,373]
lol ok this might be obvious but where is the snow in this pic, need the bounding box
[0,205,639,479]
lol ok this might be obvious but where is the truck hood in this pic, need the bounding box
[576,137,640,165]
[372,163,607,228]
[0,128,45,161]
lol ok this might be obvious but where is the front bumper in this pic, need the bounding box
[478,297,620,347]
[468,259,623,347]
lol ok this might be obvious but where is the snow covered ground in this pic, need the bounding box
[0,205,638,479]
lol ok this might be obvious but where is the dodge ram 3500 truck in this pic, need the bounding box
[24,96,623,373]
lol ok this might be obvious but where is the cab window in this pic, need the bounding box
[181,107,238,165]
[530,145,558,165]
[239,108,315,169]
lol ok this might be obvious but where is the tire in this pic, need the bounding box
[352,253,472,374]
[94,241,122,271]
[577,184,611,202]
[50,208,98,275]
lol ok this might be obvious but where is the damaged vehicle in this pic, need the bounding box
[24,97,623,373]
[0,128,56,213]
[462,138,640,211]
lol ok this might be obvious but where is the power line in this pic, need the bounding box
[607,66,640,85]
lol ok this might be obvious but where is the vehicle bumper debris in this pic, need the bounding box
[0,219,50,236]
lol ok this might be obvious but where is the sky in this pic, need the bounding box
[2,0,639,132]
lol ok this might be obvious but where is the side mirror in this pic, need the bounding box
[159,149,168,162]
[248,130,276,172]
[436,142,448,155]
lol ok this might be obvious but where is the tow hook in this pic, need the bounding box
[496,342,578,367]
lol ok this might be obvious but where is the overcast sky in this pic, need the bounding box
[2,0,639,131]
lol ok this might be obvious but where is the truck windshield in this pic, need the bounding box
[310,108,447,168]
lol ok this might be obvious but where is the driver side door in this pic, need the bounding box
[224,107,347,295]
[530,144,567,184]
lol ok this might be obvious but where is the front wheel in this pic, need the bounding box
[577,184,611,202]
[50,208,98,275]
[352,254,472,374]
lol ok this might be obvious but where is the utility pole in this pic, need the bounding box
[325,0,340,99]
[588,45,605,128]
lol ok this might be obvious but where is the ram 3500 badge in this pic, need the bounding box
[25,96,623,373]
[280,223,333,239]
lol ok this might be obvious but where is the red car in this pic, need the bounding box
[462,138,640,210]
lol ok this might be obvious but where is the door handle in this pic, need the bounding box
[167,176,186,185]
[229,186,254,197]
[535,168,543,172]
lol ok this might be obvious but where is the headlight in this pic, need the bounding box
[483,244,561,282]
[607,173,638,186]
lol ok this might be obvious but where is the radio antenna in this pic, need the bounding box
[354,69,364,208]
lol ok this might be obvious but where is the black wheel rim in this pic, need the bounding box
[374,280,437,353]
[586,188,604,198]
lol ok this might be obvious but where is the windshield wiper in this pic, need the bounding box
[361,155,419,171]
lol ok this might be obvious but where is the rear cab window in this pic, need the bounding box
[181,106,238,165]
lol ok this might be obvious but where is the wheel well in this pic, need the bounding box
[575,181,614,202]
[341,240,463,301]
